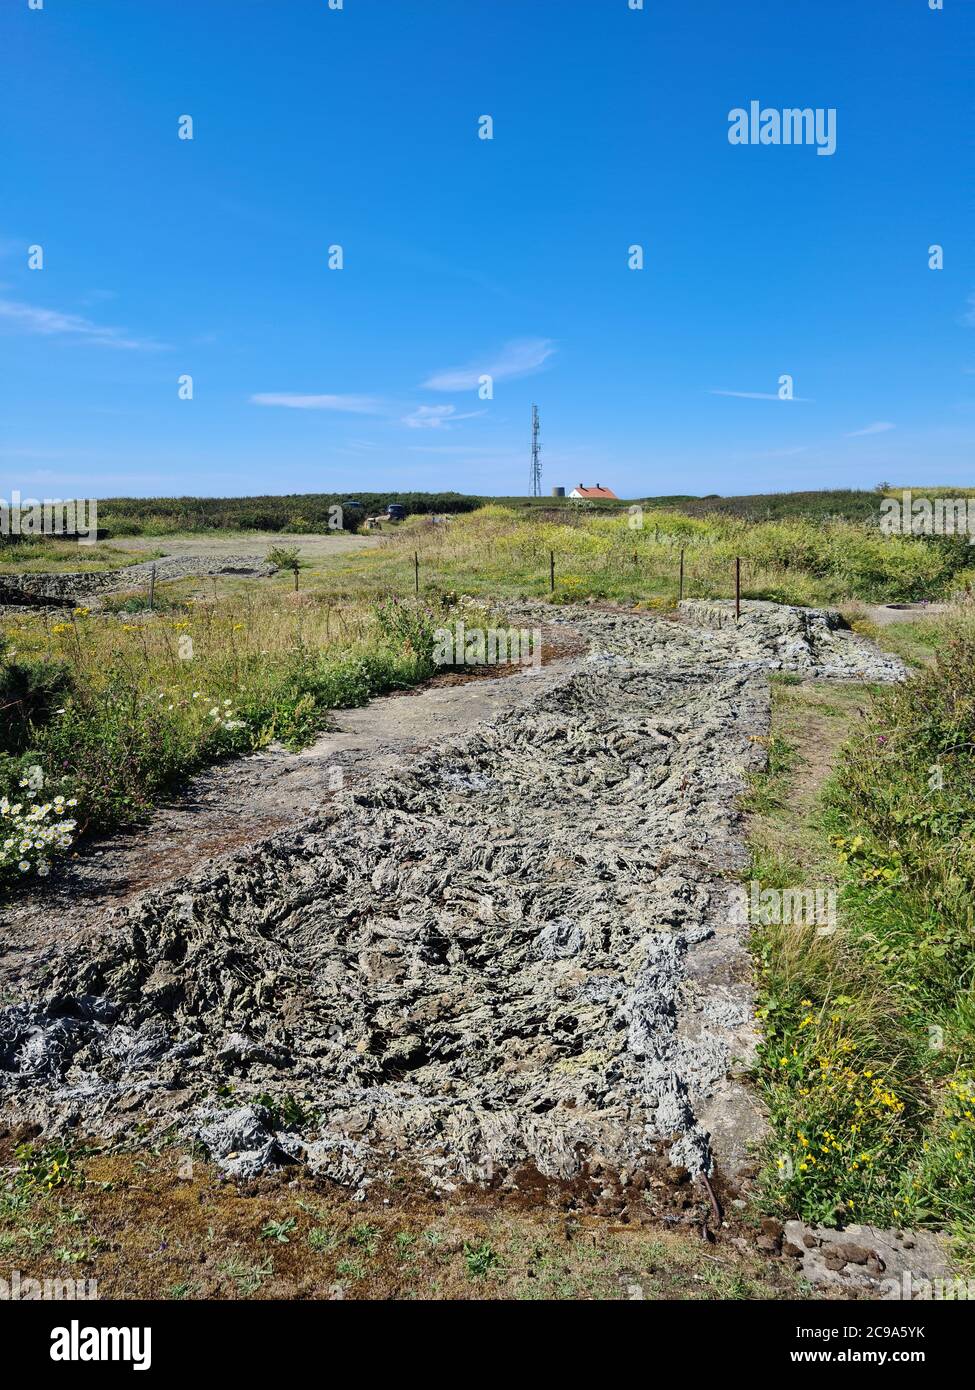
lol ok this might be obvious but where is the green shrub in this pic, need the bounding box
[372,596,437,671]
[0,641,72,754]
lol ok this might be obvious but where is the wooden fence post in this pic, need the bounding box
[678,548,685,603]
[148,564,156,612]
[414,551,420,596]
[735,556,741,622]
[549,550,555,593]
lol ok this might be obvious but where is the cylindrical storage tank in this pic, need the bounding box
[551,486,565,498]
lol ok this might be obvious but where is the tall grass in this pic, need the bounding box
[0,539,157,573]
[0,592,443,879]
[753,618,975,1236]
[312,507,964,607]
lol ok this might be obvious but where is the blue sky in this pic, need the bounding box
[2,0,973,501]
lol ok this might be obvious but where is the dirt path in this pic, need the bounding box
[859,600,952,626]
[0,644,580,998]
[104,532,379,561]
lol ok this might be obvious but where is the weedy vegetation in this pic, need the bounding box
[0,591,450,887]
[309,504,975,608]
[749,617,975,1247]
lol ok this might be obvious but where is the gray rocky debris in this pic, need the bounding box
[782,1221,954,1297]
[0,601,904,1188]
[678,600,906,681]
[511,598,906,684]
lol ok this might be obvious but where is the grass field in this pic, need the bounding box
[5,493,972,603]
[0,540,159,574]
[308,504,972,607]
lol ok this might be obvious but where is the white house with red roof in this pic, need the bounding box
[569,483,618,500]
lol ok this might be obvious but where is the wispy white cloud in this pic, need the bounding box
[0,297,162,350]
[709,388,812,402]
[845,420,895,438]
[423,337,556,392]
[963,292,975,326]
[251,393,384,413]
[251,393,487,428]
[401,404,485,430]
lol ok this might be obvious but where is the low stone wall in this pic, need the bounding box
[0,555,277,608]
[679,598,847,633]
